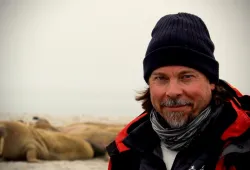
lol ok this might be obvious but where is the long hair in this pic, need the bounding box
[135,82,232,113]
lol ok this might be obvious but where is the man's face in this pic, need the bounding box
[149,66,215,128]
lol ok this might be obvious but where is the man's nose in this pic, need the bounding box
[165,80,182,98]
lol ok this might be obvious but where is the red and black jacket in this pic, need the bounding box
[106,80,250,170]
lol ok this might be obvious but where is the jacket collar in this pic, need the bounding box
[123,117,160,153]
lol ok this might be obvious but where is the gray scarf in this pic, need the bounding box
[150,106,213,151]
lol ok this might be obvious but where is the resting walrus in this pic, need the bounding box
[0,121,94,162]
[30,116,124,134]
[28,116,125,161]
[32,116,60,132]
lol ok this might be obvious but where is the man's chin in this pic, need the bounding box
[166,120,187,128]
[162,114,188,128]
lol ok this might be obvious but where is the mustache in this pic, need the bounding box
[160,98,193,107]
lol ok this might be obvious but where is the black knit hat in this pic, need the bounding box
[143,12,219,83]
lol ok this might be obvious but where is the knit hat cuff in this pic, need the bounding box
[143,46,219,83]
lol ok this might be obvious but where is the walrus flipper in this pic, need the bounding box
[26,148,42,163]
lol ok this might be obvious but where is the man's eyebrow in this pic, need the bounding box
[179,70,196,74]
[151,72,165,76]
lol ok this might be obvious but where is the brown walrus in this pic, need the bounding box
[0,121,94,162]
[32,116,60,132]
[29,116,125,161]
[29,116,125,133]
[59,122,124,161]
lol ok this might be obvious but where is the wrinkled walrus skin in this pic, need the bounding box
[56,122,124,161]
[29,116,125,161]
[0,121,94,162]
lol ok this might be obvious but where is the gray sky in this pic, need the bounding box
[0,0,249,117]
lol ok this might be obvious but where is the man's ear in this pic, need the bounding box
[210,83,215,90]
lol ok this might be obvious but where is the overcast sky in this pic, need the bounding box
[0,0,249,117]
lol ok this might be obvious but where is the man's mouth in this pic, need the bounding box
[164,105,190,111]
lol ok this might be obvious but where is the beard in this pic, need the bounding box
[159,98,194,128]
[161,111,190,128]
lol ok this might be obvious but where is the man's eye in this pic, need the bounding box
[181,75,194,79]
[154,76,166,80]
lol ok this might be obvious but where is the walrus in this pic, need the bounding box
[30,116,125,133]
[58,122,124,161]
[64,121,125,133]
[27,116,125,161]
[0,121,94,162]
[32,116,60,132]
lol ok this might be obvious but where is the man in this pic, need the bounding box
[106,12,250,170]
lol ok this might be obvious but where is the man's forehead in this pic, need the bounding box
[152,66,197,74]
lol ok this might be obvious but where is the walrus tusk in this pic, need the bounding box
[0,137,4,156]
